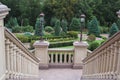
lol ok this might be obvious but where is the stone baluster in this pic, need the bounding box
[51,53,54,63]
[5,39,11,79]
[10,42,14,78]
[68,53,71,63]
[55,53,58,63]
[64,53,67,63]
[110,45,114,73]
[113,42,118,73]
[105,48,108,73]
[116,41,120,75]
[60,53,63,63]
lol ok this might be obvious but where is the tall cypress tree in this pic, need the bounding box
[61,19,68,33]
[109,23,119,37]
[54,20,61,36]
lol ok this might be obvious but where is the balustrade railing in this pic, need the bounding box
[81,31,120,80]
[4,28,40,80]
[48,49,74,67]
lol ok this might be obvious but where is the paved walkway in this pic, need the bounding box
[39,68,82,80]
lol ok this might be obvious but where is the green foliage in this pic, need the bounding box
[49,41,74,48]
[22,25,34,32]
[99,26,109,33]
[117,19,120,30]
[61,19,68,33]
[16,34,29,43]
[88,41,100,51]
[109,23,119,37]
[54,20,61,36]
[6,17,19,28]
[50,17,58,27]
[45,26,54,34]
[12,26,22,33]
[69,18,80,31]
[67,31,78,38]
[88,17,100,37]
[87,34,96,41]
[12,25,34,33]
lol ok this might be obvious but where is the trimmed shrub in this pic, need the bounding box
[22,25,34,32]
[69,17,80,31]
[54,20,61,36]
[88,41,100,51]
[12,26,22,33]
[67,31,78,38]
[87,34,96,41]
[16,34,29,43]
[45,26,54,33]
[49,41,74,48]
[30,40,36,49]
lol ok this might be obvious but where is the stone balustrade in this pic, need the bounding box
[81,31,120,80]
[48,49,74,67]
[4,28,40,80]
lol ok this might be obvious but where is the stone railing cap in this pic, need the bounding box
[73,41,88,47]
[33,40,49,47]
[0,2,10,13]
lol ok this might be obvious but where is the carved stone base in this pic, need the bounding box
[73,63,83,69]
[39,64,49,69]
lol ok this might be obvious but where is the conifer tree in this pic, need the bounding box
[109,23,119,37]
[61,19,68,33]
[69,17,80,31]
[88,17,100,37]
[54,20,61,36]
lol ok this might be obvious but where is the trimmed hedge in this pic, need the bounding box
[49,41,74,48]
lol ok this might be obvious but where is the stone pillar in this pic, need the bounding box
[0,2,10,80]
[34,41,49,69]
[73,41,88,69]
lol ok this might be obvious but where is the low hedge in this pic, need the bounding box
[49,40,74,48]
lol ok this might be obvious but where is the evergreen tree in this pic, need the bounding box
[61,19,68,33]
[34,18,44,36]
[88,17,100,37]
[69,17,80,31]
[109,23,119,37]
[6,17,19,28]
[54,20,61,36]
[117,19,120,30]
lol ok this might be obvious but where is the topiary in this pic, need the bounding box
[54,20,61,36]
[67,31,78,38]
[69,17,80,31]
[87,34,96,41]
[88,41,100,51]
[45,26,54,33]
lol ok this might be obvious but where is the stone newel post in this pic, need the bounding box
[73,41,88,69]
[0,3,10,80]
[34,41,49,69]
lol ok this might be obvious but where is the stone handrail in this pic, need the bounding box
[4,28,40,80]
[81,31,120,80]
[48,49,74,67]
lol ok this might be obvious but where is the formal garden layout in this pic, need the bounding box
[0,0,120,80]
